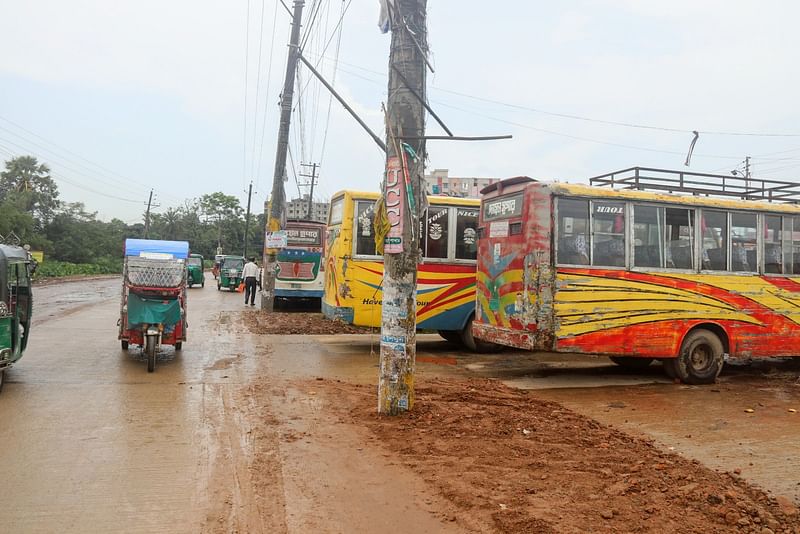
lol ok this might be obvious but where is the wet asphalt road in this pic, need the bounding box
[0,275,798,532]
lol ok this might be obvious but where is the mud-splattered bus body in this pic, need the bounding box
[475,168,800,383]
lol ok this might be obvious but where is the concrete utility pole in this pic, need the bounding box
[143,189,154,238]
[262,0,305,311]
[378,0,428,415]
[243,181,253,258]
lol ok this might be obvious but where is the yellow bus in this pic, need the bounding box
[322,190,482,348]
[475,167,800,383]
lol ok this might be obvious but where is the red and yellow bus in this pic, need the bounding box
[274,219,327,300]
[322,190,482,348]
[475,167,800,383]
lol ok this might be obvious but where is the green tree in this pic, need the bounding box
[199,192,243,252]
[0,155,60,227]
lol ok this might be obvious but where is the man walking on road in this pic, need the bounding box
[242,257,260,306]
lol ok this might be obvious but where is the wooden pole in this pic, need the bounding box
[378,0,427,415]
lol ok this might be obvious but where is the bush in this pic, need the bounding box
[35,258,123,278]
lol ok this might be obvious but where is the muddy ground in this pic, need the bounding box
[243,310,370,335]
[3,275,800,533]
[304,377,800,534]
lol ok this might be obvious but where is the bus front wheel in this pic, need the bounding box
[665,329,724,385]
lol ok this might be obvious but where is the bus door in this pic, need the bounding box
[476,179,542,349]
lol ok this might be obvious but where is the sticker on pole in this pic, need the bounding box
[265,230,288,249]
[384,156,405,253]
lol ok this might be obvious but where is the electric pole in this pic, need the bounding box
[144,189,154,238]
[243,181,253,258]
[299,162,319,220]
[378,0,428,415]
[262,0,305,311]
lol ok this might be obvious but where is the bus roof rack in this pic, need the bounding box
[588,166,800,204]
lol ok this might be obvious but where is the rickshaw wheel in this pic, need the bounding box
[145,337,156,373]
[121,340,129,350]
[0,369,4,393]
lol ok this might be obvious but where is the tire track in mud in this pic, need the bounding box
[201,312,287,533]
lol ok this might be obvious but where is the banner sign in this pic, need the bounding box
[384,156,405,253]
[265,230,288,249]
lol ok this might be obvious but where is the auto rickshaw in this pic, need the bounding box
[0,244,33,392]
[212,254,223,280]
[217,255,245,291]
[119,239,189,372]
[187,253,205,288]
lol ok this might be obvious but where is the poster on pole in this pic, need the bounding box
[384,156,404,253]
[265,230,288,249]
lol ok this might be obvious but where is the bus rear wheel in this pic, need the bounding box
[609,356,654,369]
[665,329,724,385]
[460,315,495,353]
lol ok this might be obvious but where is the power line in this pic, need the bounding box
[0,115,182,200]
[306,52,800,139]
[0,130,144,197]
[242,0,251,192]
[0,136,148,201]
[0,139,141,203]
[250,0,267,185]
[316,0,345,180]
[255,0,280,193]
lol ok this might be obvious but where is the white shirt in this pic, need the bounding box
[242,262,260,279]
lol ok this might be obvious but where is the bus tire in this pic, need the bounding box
[0,369,4,393]
[121,340,129,351]
[672,329,724,385]
[438,330,460,344]
[460,315,494,353]
[609,356,654,369]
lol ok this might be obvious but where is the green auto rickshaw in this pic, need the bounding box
[217,255,245,291]
[0,244,34,392]
[187,253,205,288]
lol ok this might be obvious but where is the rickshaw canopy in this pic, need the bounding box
[124,239,189,259]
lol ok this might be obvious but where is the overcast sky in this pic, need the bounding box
[1,1,799,222]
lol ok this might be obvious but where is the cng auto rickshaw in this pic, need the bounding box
[0,244,33,392]
[119,239,188,372]
[217,255,245,291]
[187,253,205,288]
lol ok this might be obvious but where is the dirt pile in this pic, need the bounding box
[322,378,800,534]
[243,311,370,335]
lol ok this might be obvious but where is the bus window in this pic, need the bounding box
[731,213,757,272]
[455,208,479,260]
[329,197,344,225]
[701,210,728,271]
[556,198,589,265]
[633,205,665,268]
[765,215,783,274]
[665,208,694,269]
[792,217,800,274]
[424,206,449,259]
[354,201,377,257]
[592,201,625,267]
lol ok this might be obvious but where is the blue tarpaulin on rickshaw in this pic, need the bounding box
[124,239,189,259]
[127,293,182,326]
